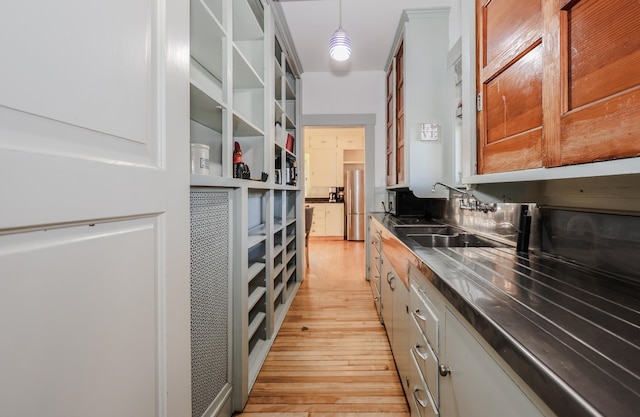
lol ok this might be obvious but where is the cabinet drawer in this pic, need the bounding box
[410,284,440,353]
[410,313,439,407]
[409,351,439,417]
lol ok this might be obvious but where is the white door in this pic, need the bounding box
[0,1,191,417]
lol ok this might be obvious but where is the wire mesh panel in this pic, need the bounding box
[190,190,230,417]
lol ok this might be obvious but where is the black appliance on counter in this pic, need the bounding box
[387,189,446,219]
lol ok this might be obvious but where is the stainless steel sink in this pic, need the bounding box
[406,232,506,248]
[393,225,462,235]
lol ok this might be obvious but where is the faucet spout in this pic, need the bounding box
[432,182,469,196]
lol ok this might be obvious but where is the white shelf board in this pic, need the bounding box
[286,217,296,227]
[232,111,264,137]
[273,302,286,329]
[190,174,276,188]
[285,76,296,100]
[233,46,264,89]
[274,281,285,299]
[273,221,284,234]
[191,0,226,83]
[247,261,266,283]
[248,235,266,251]
[248,286,267,312]
[273,242,284,256]
[190,59,224,105]
[274,100,284,122]
[190,84,224,133]
[273,262,284,278]
[285,250,296,264]
[286,265,296,280]
[248,311,266,342]
[248,338,268,391]
[233,0,263,41]
[200,0,223,22]
[284,112,295,130]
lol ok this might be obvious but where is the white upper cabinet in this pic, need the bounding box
[385,9,454,198]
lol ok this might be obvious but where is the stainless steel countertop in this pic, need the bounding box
[370,213,640,417]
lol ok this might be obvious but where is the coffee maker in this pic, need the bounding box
[328,187,337,202]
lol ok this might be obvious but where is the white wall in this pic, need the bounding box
[301,71,387,188]
[301,5,463,193]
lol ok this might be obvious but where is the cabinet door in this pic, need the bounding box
[441,309,547,417]
[395,41,406,184]
[306,135,337,149]
[392,281,410,395]
[325,204,344,236]
[386,65,396,186]
[477,0,543,174]
[341,135,365,150]
[550,0,640,167]
[308,204,325,236]
[380,255,394,331]
[309,148,338,187]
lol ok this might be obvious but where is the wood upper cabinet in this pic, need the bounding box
[553,0,640,166]
[477,0,544,174]
[477,0,640,174]
[386,58,397,186]
[384,9,451,196]
[395,42,406,185]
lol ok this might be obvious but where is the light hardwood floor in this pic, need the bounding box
[236,239,410,417]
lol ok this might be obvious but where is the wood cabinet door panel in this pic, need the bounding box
[482,0,542,74]
[554,0,640,166]
[560,89,640,165]
[482,128,543,173]
[565,0,640,110]
[485,44,543,144]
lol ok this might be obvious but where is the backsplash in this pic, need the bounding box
[539,208,640,281]
[440,194,639,281]
[441,195,539,249]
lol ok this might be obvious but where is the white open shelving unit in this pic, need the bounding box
[188,0,303,414]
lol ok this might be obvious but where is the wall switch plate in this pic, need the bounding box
[420,123,439,141]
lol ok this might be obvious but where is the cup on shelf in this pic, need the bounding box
[191,143,210,175]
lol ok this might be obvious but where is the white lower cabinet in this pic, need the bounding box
[381,253,411,396]
[307,203,344,237]
[440,309,549,417]
[407,264,552,417]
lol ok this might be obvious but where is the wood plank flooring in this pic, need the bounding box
[236,239,409,417]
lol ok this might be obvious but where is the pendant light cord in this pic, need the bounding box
[339,0,342,29]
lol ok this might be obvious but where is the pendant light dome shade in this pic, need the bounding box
[329,28,352,61]
[329,0,351,61]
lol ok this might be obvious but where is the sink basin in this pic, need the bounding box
[407,233,506,248]
[394,225,462,235]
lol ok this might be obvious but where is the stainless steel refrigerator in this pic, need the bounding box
[345,169,365,241]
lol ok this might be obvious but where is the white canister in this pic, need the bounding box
[190,143,210,175]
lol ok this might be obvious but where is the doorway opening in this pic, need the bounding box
[304,125,366,241]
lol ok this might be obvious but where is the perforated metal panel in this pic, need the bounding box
[190,190,230,417]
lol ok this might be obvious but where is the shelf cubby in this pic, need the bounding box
[191,0,227,84]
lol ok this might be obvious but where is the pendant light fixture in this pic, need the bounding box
[329,0,352,61]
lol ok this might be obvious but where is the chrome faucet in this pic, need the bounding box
[432,182,469,196]
[432,182,497,213]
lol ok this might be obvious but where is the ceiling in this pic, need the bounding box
[273,0,450,74]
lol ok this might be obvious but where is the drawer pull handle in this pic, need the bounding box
[413,387,428,408]
[414,344,429,361]
[413,309,427,322]
[439,364,451,377]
